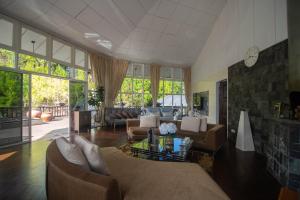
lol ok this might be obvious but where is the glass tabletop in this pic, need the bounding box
[130,135,193,161]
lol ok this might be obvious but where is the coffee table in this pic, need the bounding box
[130,134,193,162]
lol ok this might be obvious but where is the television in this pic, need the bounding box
[193,91,209,116]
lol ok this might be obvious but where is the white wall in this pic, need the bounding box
[191,0,287,123]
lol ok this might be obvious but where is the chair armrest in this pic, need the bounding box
[127,119,140,130]
[205,125,226,152]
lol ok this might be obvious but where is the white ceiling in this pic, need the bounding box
[0,0,227,66]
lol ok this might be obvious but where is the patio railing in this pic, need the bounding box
[38,106,69,117]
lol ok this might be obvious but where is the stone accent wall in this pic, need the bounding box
[228,40,289,155]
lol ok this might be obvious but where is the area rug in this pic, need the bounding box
[118,143,214,173]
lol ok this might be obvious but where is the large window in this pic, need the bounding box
[21,27,47,56]
[158,67,187,107]
[0,18,13,47]
[52,40,71,64]
[0,48,15,68]
[115,63,152,107]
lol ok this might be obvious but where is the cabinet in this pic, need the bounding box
[73,111,91,133]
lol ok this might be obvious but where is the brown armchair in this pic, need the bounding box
[176,121,226,152]
[126,119,159,140]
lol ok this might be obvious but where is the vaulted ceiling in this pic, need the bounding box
[0,0,227,66]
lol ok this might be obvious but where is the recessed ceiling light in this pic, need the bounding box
[84,33,99,38]
[96,39,112,50]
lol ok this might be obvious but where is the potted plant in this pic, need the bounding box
[88,86,105,125]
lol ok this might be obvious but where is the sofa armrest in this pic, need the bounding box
[46,142,122,200]
[127,119,140,130]
[205,124,226,152]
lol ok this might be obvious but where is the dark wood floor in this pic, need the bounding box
[0,127,281,200]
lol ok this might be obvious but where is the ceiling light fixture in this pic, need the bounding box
[97,39,112,50]
[84,33,100,38]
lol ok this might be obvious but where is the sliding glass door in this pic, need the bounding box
[0,70,25,146]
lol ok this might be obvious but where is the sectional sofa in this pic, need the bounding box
[46,139,229,200]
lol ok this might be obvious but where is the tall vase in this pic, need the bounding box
[236,110,255,151]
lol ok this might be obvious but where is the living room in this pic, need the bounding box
[0,0,299,199]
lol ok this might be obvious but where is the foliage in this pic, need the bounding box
[0,71,22,107]
[70,82,85,110]
[88,86,104,108]
[74,68,85,81]
[19,54,48,74]
[51,63,69,77]
[88,73,96,91]
[117,77,184,107]
[0,48,15,68]
[31,75,68,107]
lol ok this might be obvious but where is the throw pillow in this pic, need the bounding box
[74,135,110,175]
[121,111,131,119]
[180,117,201,133]
[115,112,123,119]
[127,112,135,118]
[56,137,90,170]
[200,118,208,132]
[140,115,157,128]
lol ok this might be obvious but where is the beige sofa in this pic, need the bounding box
[46,140,229,200]
[127,119,226,152]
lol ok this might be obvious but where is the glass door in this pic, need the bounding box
[69,81,87,132]
[0,70,28,147]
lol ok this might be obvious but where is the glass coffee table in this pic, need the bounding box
[130,135,193,162]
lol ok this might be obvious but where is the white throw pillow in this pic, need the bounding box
[140,116,157,128]
[74,135,110,175]
[56,137,90,170]
[180,117,201,133]
[200,118,208,132]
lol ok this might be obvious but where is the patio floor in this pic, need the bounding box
[32,116,69,141]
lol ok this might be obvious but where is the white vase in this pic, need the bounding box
[235,111,255,151]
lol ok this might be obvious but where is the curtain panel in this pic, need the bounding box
[150,64,161,107]
[90,53,112,88]
[105,59,129,107]
[183,67,192,109]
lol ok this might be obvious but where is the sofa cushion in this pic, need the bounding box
[200,118,208,132]
[55,137,90,170]
[115,112,123,119]
[181,117,201,133]
[74,135,110,175]
[110,113,121,119]
[121,111,130,119]
[127,112,135,118]
[140,116,157,128]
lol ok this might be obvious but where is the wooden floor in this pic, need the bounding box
[0,127,280,200]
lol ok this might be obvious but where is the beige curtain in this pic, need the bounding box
[150,64,161,107]
[183,67,192,109]
[105,59,128,107]
[90,53,112,88]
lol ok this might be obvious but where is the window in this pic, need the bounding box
[158,67,186,107]
[74,68,86,81]
[75,49,85,67]
[0,18,13,47]
[52,40,71,63]
[21,27,47,56]
[0,48,15,68]
[116,63,152,107]
[51,62,70,78]
[88,73,96,91]
[19,53,48,74]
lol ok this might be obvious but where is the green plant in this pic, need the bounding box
[88,86,105,108]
